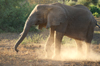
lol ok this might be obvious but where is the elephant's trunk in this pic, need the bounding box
[15,22,31,52]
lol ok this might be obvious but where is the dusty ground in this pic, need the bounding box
[0,18,100,66]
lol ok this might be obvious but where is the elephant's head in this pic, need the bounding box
[15,3,67,52]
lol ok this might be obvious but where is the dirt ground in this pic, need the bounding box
[0,18,100,66]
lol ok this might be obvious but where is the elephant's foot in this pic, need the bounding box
[45,53,53,59]
[85,48,91,58]
[52,49,61,60]
[45,52,61,60]
[45,49,53,59]
[52,51,61,60]
[52,54,61,60]
[77,49,84,55]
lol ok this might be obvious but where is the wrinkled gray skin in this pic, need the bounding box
[15,3,99,58]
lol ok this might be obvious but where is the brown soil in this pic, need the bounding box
[0,18,100,66]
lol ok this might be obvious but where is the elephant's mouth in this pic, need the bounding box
[38,23,47,29]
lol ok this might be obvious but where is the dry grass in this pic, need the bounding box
[0,39,100,66]
[0,18,100,66]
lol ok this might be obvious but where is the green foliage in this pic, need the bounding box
[0,0,37,32]
[76,0,98,7]
[77,0,91,7]
[66,1,76,6]
[97,0,100,7]
[93,12,100,17]
[28,0,60,4]
[89,5,100,17]
[89,5,100,14]
[91,0,98,5]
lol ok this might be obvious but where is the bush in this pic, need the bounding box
[97,0,100,7]
[91,0,98,5]
[66,1,76,6]
[76,0,91,7]
[89,5,100,14]
[93,12,100,17]
[0,0,37,33]
[89,5,100,17]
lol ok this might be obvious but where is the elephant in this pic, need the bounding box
[15,3,100,58]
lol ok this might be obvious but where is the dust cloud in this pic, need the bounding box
[60,43,100,61]
[38,41,100,62]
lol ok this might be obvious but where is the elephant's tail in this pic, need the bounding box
[96,23,100,28]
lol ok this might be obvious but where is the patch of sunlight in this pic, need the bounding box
[94,31,100,34]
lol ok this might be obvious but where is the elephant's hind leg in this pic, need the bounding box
[75,39,83,54]
[85,24,94,56]
[85,37,93,56]
[45,28,54,58]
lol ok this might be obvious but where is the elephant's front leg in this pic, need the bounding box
[53,31,64,59]
[45,28,54,58]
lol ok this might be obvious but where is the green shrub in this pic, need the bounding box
[0,0,37,33]
[89,5,100,14]
[76,0,91,7]
[97,3,100,7]
[93,12,100,17]
[91,0,98,5]
[97,0,100,7]
[66,1,76,6]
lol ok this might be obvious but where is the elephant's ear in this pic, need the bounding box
[46,7,67,29]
